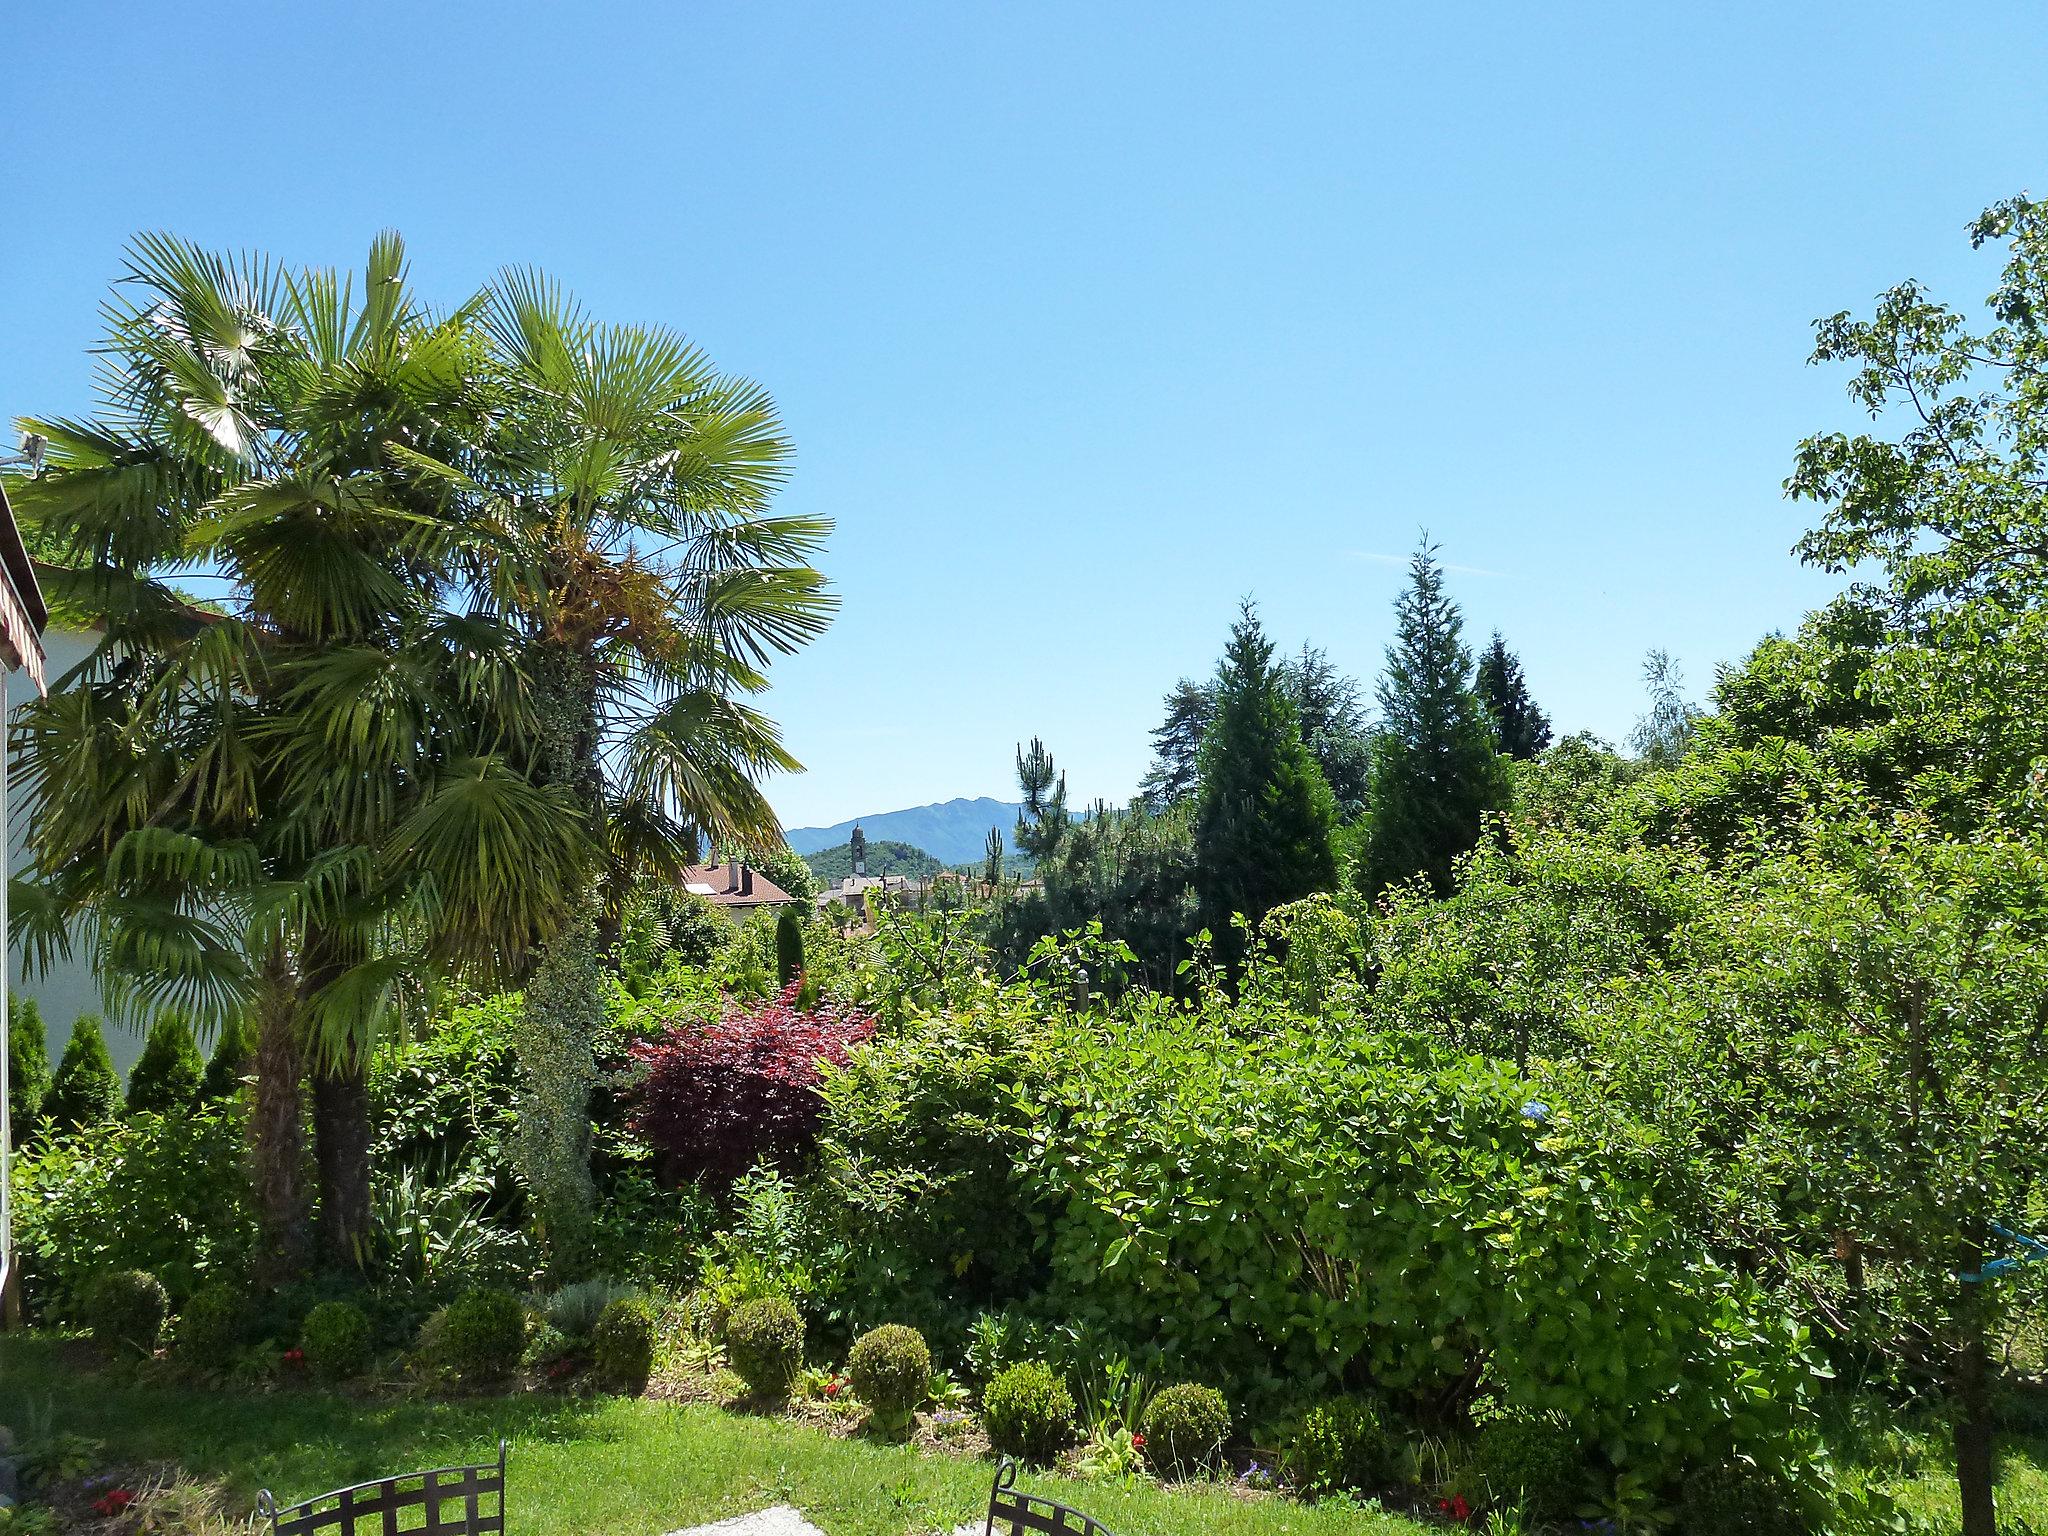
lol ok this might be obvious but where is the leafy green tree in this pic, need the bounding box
[1013,738,1069,861]
[1194,601,1339,956]
[1628,649,1699,765]
[126,1012,206,1114]
[750,842,819,906]
[44,1014,121,1130]
[775,904,806,986]
[1138,680,1215,809]
[7,996,50,1148]
[1359,544,1508,896]
[1475,631,1551,760]
[200,1010,254,1100]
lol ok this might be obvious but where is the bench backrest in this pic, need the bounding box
[257,1442,508,1536]
[983,1458,1117,1536]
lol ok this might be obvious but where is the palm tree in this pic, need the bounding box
[8,233,585,1272]
[453,272,836,1271]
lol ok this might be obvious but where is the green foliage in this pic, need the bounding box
[981,1361,1077,1463]
[847,1324,932,1430]
[776,904,806,986]
[1360,542,1508,896]
[802,840,941,884]
[751,842,821,906]
[1628,649,1700,766]
[618,887,735,987]
[42,1014,120,1131]
[725,1296,804,1400]
[173,1283,246,1360]
[1678,1460,1809,1536]
[79,1268,168,1353]
[543,1278,644,1341]
[199,1010,254,1100]
[1468,1413,1581,1517]
[301,1300,374,1381]
[7,994,50,1147]
[428,1288,528,1385]
[1476,632,1551,761]
[516,912,602,1277]
[1013,739,1070,863]
[367,1164,534,1301]
[12,1105,256,1309]
[125,1012,205,1114]
[1284,1395,1394,1496]
[1194,601,1339,954]
[591,1295,658,1394]
[1141,1384,1231,1478]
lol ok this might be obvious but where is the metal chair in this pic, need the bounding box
[256,1442,508,1536]
[983,1457,1118,1536]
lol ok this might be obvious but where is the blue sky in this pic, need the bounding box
[5,4,2044,829]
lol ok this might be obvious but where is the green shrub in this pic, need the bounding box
[1142,1383,1231,1478]
[1679,1460,1810,1536]
[125,1013,205,1115]
[79,1268,167,1353]
[431,1288,527,1383]
[7,995,50,1147]
[724,1296,803,1399]
[775,905,806,987]
[174,1283,246,1359]
[542,1277,641,1341]
[43,1015,120,1130]
[200,1012,255,1100]
[591,1296,658,1394]
[1286,1394,1393,1496]
[302,1301,373,1381]
[1470,1412,1581,1517]
[847,1323,931,1429]
[982,1361,1076,1463]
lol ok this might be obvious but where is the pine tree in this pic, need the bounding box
[7,995,50,1148]
[1138,680,1216,809]
[1475,631,1552,760]
[126,1011,206,1114]
[774,904,806,987]
[1194,601,1339,958]
[982,826,1004,888]
[43,1013,122,1130]
[1013,737,1069,860]
[201,1010,256,1100]
[1361,543,1510,896]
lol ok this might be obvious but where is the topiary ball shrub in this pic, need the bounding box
[302,1300,373,1382]
[725,1296,804,1400]
[1470,1412,1582,1517]
[1286,1394,1393,1496]
[847,1323,932,1432]
[592,1296,658,1395]
[982,1361,1077,1463]
[1142,1383,1232,1478]
[174,1283,246,1360]
[436,1288,527,1385]
[1679,1460,1810,1536]
[80,1268,168,1354]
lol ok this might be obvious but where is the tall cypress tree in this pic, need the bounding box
[1194,601,1339,957]
[1361,543,1509,896]
[126,1011,206,1114]
[1475,631,1552,760]
[7,996,50,1148]
[201,1010,256,1100]
[43,1014,122,1130]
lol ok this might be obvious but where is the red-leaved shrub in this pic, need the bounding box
[629,982,876,1185]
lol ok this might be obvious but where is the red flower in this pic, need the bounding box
[824,1376,845,1397]
[282,1348,305,1366]
[1130,1433,1145,1448]
[93,1489,136,1516]
[1435,1494,1471,1522]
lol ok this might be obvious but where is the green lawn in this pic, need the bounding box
[0,1337,1422,1536]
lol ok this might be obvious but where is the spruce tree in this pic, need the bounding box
[43,1013,122,1130]
[774,904,806,987]
[1361,543,1510,896]
[7,995,50,1148]
[1194,601,1339,957]
[201,1010,256,1100]
[126,1011,206,1114]
[1475,631,1552,760]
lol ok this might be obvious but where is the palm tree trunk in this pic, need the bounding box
[249,943,311,1284]
[299,933,372,1269]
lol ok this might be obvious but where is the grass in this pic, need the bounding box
[0,1336,1424,1536]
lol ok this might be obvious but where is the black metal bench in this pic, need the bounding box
[257,1442,508,1536]
[984,1457,1117,1536]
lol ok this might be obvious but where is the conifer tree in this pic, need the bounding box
[201,1010,256,1100]
[1475,631,1553,760]
[43,1014,122,1130]
[1194,601,1339,957]
[1138,680,1216,809]
[982,826,1004,888]
[1014,737,1069,860]
[7,995,50,1148]
[1361,543,1510,896]
[126,1011,206,1114]
[774,904,806,987]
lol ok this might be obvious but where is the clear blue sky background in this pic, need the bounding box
[5,4,2044,830]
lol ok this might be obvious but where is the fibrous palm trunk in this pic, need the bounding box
[249,942,311,1283]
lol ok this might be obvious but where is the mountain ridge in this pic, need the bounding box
[785,796,1026,865]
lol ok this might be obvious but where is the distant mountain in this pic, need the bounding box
[786,796,1028,866]
[803,839,944,883]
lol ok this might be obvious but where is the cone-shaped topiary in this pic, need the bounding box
[847,1323,931,1433]
[127,1012,206,1114]
[1142,1383,1232,1478]
[201,1010,255,1100]
[44,1014,121,1130]
[7,995,50,1147]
